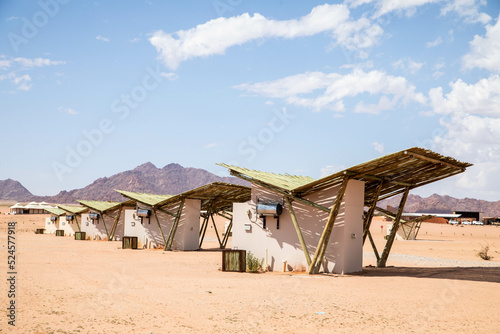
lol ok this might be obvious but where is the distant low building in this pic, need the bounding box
[10,202,53,214]
[453,211,483,223]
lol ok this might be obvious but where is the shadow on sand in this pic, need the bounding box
[355,266,500,283]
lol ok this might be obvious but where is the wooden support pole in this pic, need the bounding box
[221,217,232,249]
[108,208,122,241]
[152,208,168,249]
[199,202,212,249]
[367,230,380,262]
[75,215,81,232]
[211,212,223,248]
[100,211,110,240]
[363,180,384,245]
[165,199,185,250]
[285,197,311,266]
[157,207,177,218]
[216,211,233,220]
[377,187,410,267]
[199,215,208,237]
[308,177,350,274]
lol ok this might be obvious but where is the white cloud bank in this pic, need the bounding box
[149,4,382,70]
[427,74,500,200]
[0,55,65,92]
[234,69,426,113]
[463,12,500,73]
[348,0,491,24]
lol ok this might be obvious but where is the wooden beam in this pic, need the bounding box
[367,230,380,262]
[308,176,350,274]
[363,180,384,245]
[285,196,311,266]
[378,187,410,267]
[230,171,331,213]
[152,208,168,249]
[156,207,177,218]
[199,201,212,249]
[215,211,232,220]
[210,212,223,248]
[221,217,232,249]
[165,199,185,250]
[108,207,122,241]
[406,151,465,170]
[100,211,110,240]
[74,215,81,232]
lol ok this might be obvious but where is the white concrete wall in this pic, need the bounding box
[122,199,201,250]
[80,207,128,241]
[60,215,82,237]
[45,217,58,234]
[232,179,364,274]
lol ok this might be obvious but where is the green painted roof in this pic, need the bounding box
[217,164,315,191]
[158,182,251,212]
[45,207,66,216]
[219,147,472,205]
[57,205,88,214]
[77,200,122,212]
[116,190,174,207]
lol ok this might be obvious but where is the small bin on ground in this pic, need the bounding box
[55,230,65,237]
[222,249,246,272]
[122,236,138,249]
[75,232,86,240]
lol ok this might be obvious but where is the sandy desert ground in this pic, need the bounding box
[1,206,499,334]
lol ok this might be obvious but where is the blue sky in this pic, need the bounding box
[1,0,500,201]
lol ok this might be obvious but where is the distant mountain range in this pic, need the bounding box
[1,163,499,216]
[0,162,248,204]
[378,193,500,217]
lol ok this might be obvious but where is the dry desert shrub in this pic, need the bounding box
[477,243,493,261]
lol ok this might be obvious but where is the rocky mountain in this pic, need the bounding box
[0,179,33,201]
[378,193,500,217]
[1,162,248,203]
[2,165,500,216]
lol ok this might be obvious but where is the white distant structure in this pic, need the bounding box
[10,202,54,214]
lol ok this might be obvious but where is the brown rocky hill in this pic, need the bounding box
[0,179,33,201]
[378,193,500,217]
[1,162,249,204]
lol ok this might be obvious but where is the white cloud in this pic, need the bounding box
[345,0,376,8]
[426,36,443,48]
[432,63,445,79]
[320,164,346,178]
[96,35,110,42]
[234,69,426,113]
[427,75,500,199]
[463,13,500,73]
[369,0,490,24]
[0,56,66,69]
[6,16,19,21]
[372,142,385,153]
[372,0,440,18]
[150,4,382,70]
[160,72,179,81]
[129,37,140,43]
[440,0,491,24]
[204,143,218,149]
[13,74,32,91]
[0,56,66,93]
[58,106,79,115]
[429,75,500,117]
[393,58,424,74]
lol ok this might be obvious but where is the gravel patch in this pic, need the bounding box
[363,252,500,267]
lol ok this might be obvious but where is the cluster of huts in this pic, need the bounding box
[38,147,472,274]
